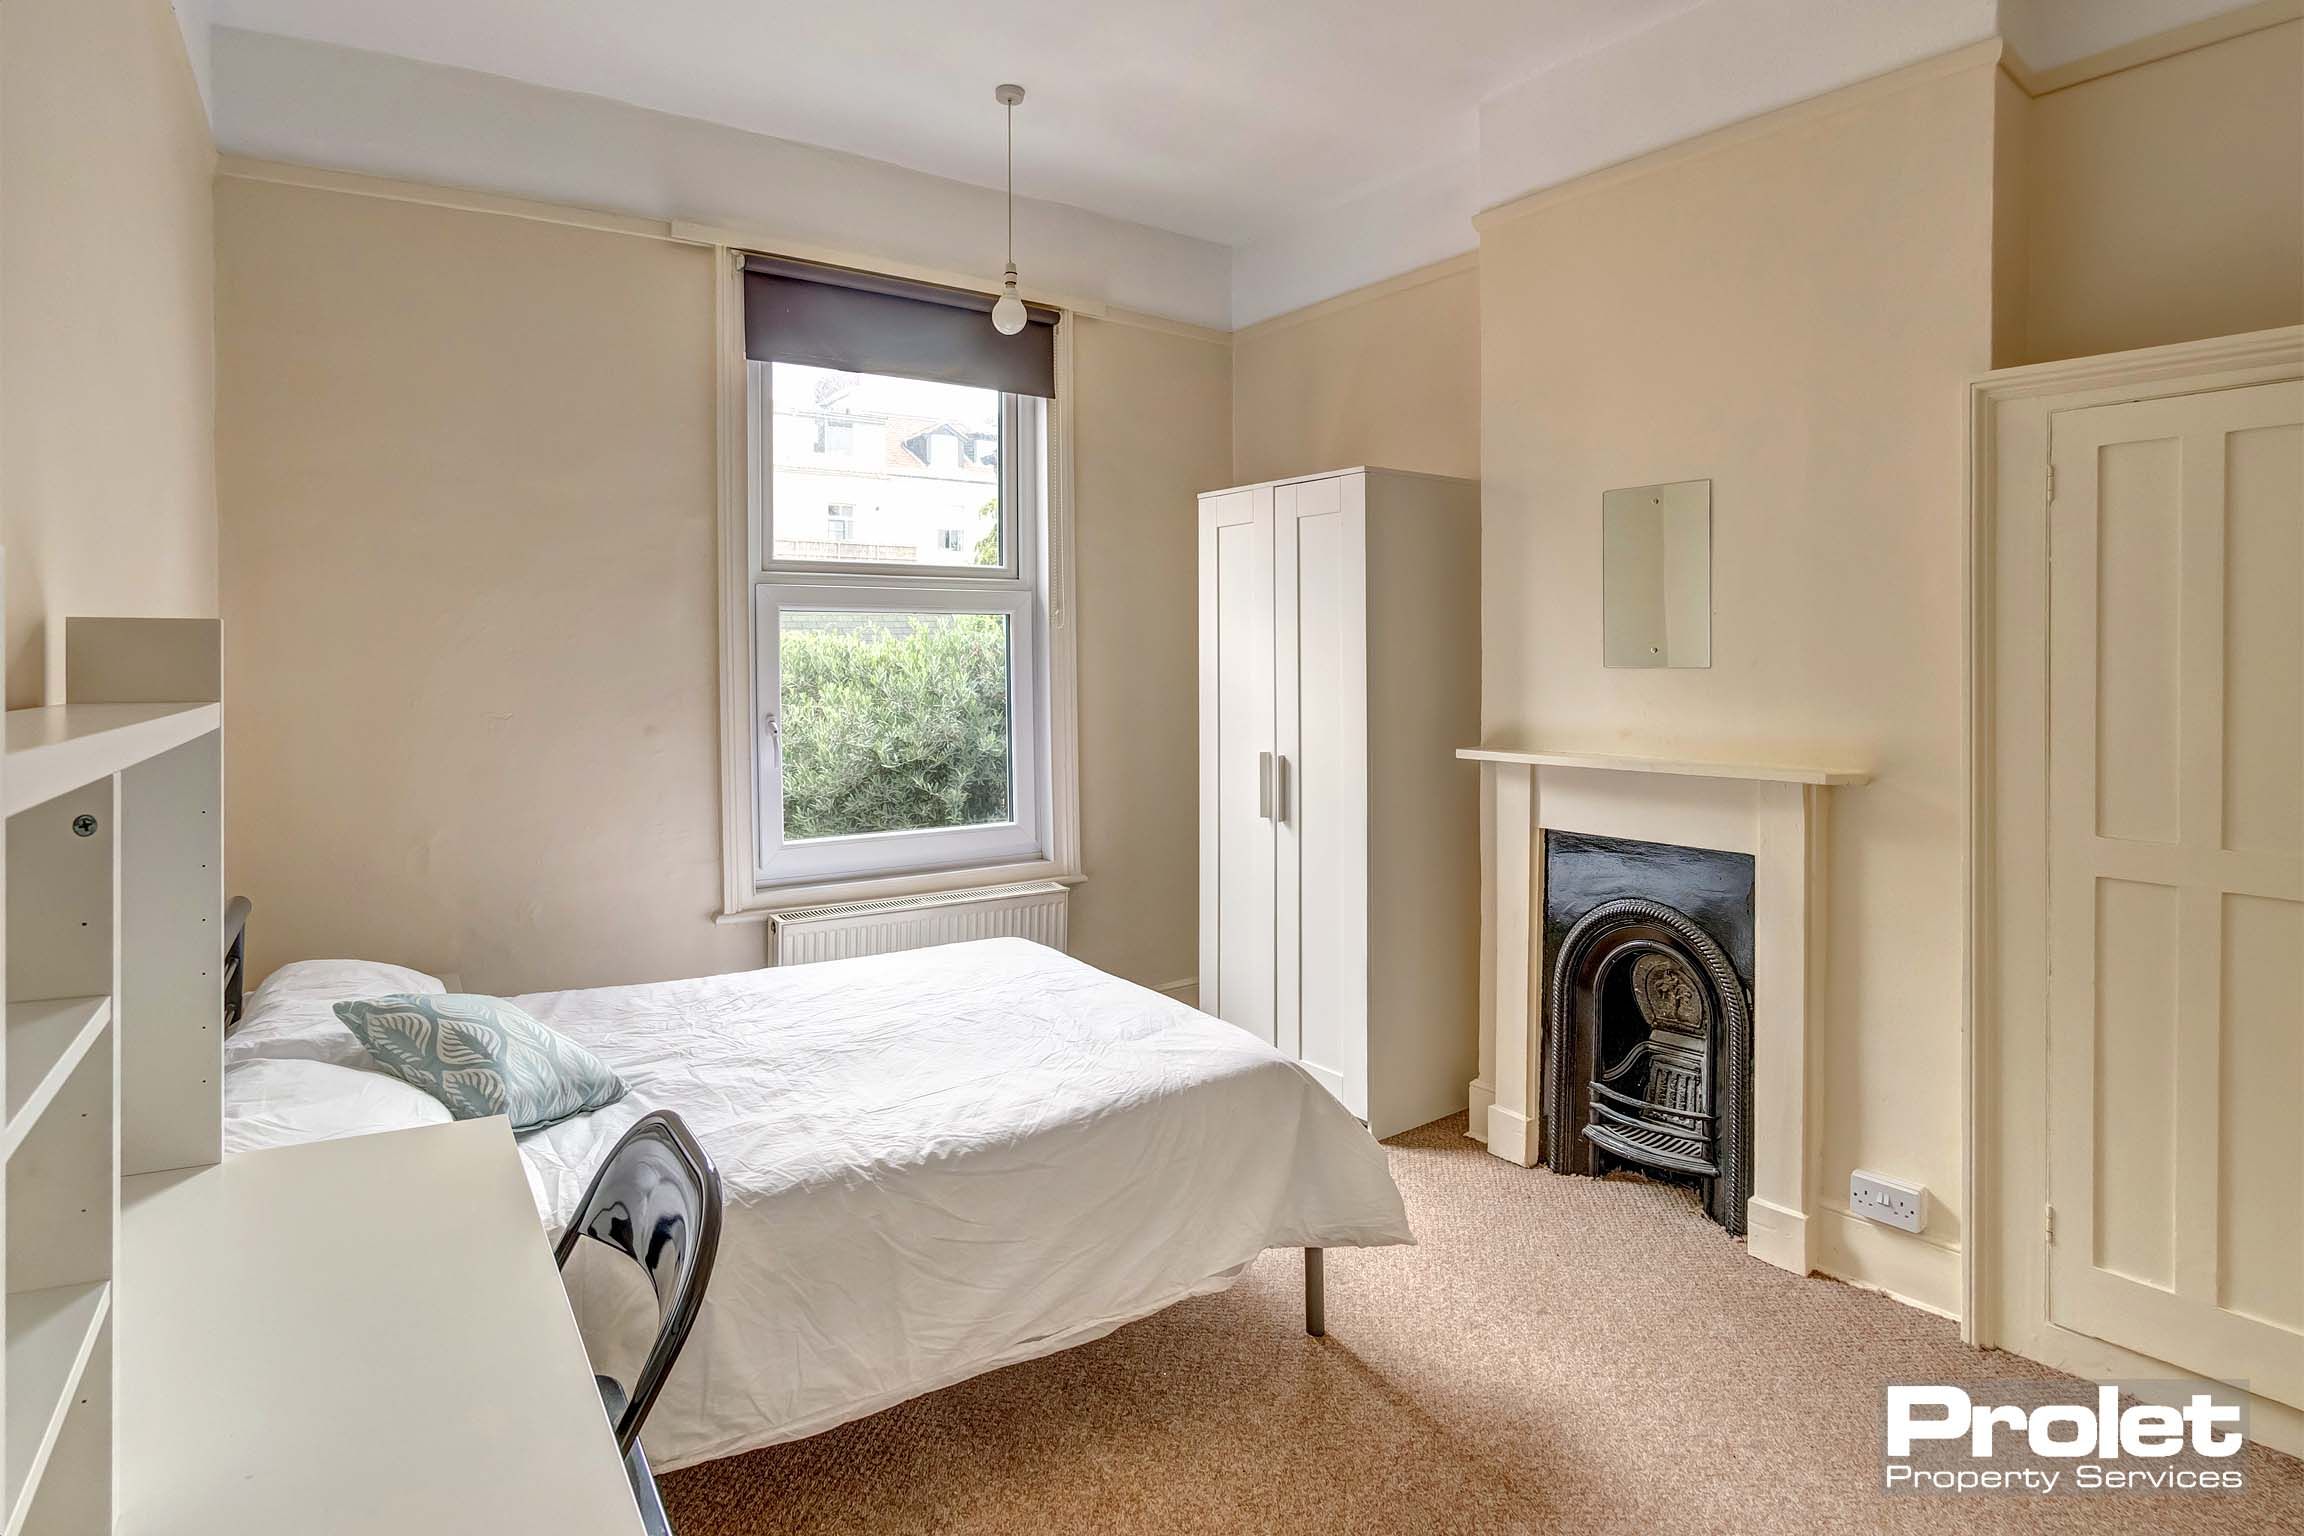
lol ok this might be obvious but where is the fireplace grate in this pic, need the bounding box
[1584,1118,1719,1177]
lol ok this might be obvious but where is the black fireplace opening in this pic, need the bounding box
[1540,832,1755,1234]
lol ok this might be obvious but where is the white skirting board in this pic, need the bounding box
[769,880,1069,966]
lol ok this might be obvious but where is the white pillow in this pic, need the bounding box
[247,958,446,1010]
[223,1057,452,1156]
[233,959,450,1069]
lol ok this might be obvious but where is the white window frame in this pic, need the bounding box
[713,248,1080,917]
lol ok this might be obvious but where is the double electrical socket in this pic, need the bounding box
[1850,1169,1928,1233]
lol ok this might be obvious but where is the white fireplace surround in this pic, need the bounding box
[1460,746,1868,1278]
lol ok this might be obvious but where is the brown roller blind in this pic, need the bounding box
[742,254,1059,398]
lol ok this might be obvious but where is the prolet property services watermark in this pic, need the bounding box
[1882,1379,2249,1495]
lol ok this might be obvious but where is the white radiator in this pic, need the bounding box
[769,880,1070,966]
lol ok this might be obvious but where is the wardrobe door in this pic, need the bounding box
[1198,487,1276,1045]
[1275,475,1368,1117]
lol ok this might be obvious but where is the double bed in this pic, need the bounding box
[222,938,1413,1471]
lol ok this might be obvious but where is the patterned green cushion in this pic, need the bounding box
[333,993,627,1134]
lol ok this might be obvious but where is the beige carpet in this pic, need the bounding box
[661,1115,2303,1534]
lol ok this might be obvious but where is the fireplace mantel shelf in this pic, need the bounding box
[1457,746,1870,788]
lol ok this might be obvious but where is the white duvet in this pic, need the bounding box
[225,940,1412,1470]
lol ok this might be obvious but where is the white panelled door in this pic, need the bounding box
[2046,380,2304,1408]
[1198,487,1276,1045]
[1275,474,1368,1117]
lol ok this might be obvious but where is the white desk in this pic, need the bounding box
[117,1119,642,1535]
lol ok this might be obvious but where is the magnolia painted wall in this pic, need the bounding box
[1,0,218,708]
[1991,66,2034,369]
[1069,315,1230,994]
[216,178,744,992]
[1229,257,1480,487]
[216,175,1225,996]
[1477,54,2000,1312]
[2016,19,2304,363]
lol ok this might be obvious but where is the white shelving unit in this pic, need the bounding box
[0,604,634,1534]
[0,617,223,1534]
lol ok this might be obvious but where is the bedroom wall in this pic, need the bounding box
[2015,18,2303,364]
[1991,67,2033,370]
[1,0,218,708]
[1228,256,1480,487]
[1476,50,1999,1314]
[216,173,1224,997]
[1068,316,1231,993]
[216,177,748,993]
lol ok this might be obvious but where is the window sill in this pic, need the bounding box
[715,859,1083,923]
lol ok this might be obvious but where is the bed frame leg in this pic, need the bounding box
[1304,1247,1325,1337]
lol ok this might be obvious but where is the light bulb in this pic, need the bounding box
[991,272,1027,336]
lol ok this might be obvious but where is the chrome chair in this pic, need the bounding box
[556,1110,723,1534]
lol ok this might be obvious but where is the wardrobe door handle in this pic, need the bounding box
[1273,754,1289,825]
[1257,751,1274,820]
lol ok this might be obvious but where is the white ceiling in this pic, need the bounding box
[207,0,1704,245]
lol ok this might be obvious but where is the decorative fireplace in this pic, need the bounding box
[1540,833,1755,1234]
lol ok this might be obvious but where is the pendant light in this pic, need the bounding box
[991,83,1028,336]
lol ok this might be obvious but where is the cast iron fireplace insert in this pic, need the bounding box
[1540,832,1755,1234]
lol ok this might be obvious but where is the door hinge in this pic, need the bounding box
[2044,1203,2055,1244]
[2045,463,2056,502]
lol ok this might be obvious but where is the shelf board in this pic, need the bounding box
[3,999,113,1160]
[1456,745,1871,787]
[5,703,222,816]
[3,1281,111,1536]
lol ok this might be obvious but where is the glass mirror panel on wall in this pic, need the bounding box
[1602,478,1712,668]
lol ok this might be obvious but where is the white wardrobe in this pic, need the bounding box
[1197,467,1481,1139]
